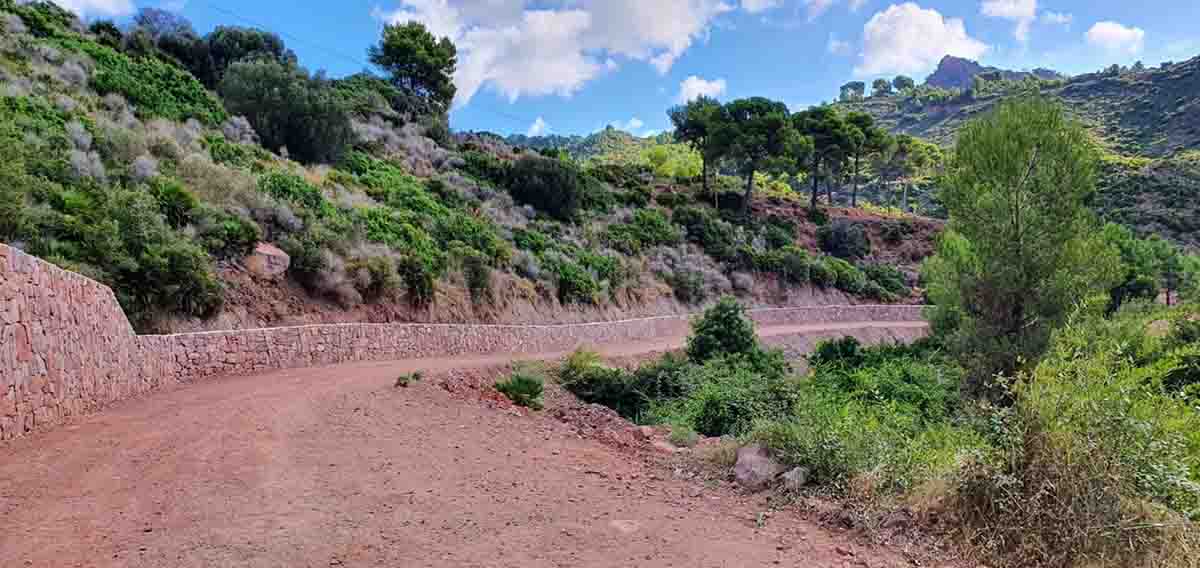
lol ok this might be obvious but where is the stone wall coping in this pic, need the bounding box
[138,304,927,339]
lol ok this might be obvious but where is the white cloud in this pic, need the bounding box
[526,116,549,136]
[855,3,989,77]
[610,117,645,132]
[741,0,782,13]
[377,0,737,107]
[827,33,853,55]
[1086,21,1145,55]
[677,75,727,103]
[47,0,135,18]
[981,0,1037,42]
[1040,11,1071,27]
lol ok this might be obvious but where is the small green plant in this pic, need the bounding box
[687,297,759,364]
[668,426,701,448]
[818,220,872,260]
[394,371,423,388]
[495,371,545,410]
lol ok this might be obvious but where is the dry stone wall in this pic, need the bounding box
[1,244,926,442]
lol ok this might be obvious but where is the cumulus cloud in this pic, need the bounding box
[855,3,989,77]
[677,75,727,103]
[1086,21,1145,55]
[827,33,852,55]
[980,0,1036,42]
[741,0,782,13]
[1040,11,1071,27]
[377,0,736,107]
[47,0,135,18]
[526,116,548,136]
[609,117,645,132]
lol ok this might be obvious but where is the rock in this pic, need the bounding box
[245,243,290,280]
[780,467,810,492]
[732,444,787,491]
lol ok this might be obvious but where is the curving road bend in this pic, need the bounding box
[0,321,927,568]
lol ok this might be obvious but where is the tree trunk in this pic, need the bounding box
[902,183,910,213]
[701,155,709,195]
[852,155,860,208]
[743,170,755,214]
[809,155,820,210]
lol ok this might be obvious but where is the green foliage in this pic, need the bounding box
[10,1,76,37]
[862,263,908,298]
[495,370,545,410]
[505,156,587,221]
[557,351,695,422]
[956,307,1200,566]
[672,206,737,262]
[817,220,871,260]
[603,209,681,254]
[394,371,423,388]
[656,356,799,437]
[712,97,803,212]
[924,97,1122,392]
[196,207,260,258]
[346,254,402,301]
[59,37,226,125]
[666,267,707,305]
[203,134,270,170]
[368,21,457,113]
[459,150,509,185]
[686,297,759,364]
[148,178,198,228]
[546,257,602,305]
[219,59,352,164]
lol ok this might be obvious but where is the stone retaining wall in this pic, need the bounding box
[1,244,926,442]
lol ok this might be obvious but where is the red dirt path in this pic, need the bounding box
[0,322,929,567]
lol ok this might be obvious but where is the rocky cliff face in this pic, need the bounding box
[924,55,1065,89]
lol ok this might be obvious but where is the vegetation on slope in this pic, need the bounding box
[560,98,1200,568]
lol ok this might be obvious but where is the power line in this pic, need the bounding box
[194,0,540,128]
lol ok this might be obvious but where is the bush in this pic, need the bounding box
[809,257,837,288]
[953,308,1200,567]
[61,38,227,125]
[818,220,872,260]
[548,259,600,305]
[667,267,706,305]
[495,370,545,410]
[603,209,681,254]
[196,207,260,258]
[825,257,868,295]
[687,297,758,364]
[558,351,695,422]
[458,246,491,304]
[880,220,913,244]
[673,206,737,262]
[394,371,423,388]
[862,263,908,299]
[220,59,352,164]
[505,156,586,221]
[347,254,402,301]
[653,356,798,437]
[148,178,198,228]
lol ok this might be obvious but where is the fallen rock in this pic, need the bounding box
[245,243,290,280]
[732,444,787,491]
[780,466,810,492]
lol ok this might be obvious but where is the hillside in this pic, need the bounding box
[0,2,933,334]
[837,54,1200,248]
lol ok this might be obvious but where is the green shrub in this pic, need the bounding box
[460,150,508,185]
[148,178,199,228]
[825,257,868,295]
[686,297,758,364]
[346,255,402,301]
[220,59,352,164]
[505,156,586,221]
[667,267,706,305]
[495,371,545,410]
[203,134,269,170]
[668,425,701,448]
[258,171,332,215]
[880,220,913,244]
[672,206,737,262]
[458,246,492,304]
[549,259,600,304]
[653,356,799,437]
[655,192,687,208]
[809,258,836,288]
[953,308,1200,566]
[861,263,908,297]
[394,371,423,388]
[806,206,830,226]
[398,254,436,306]
[604,209,682,255]
[196,207,260,258]
[818,220,872,260]
[60,38,227,125]
[558,351,695,422]
[512,228,552,254]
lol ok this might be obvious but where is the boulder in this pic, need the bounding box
[732,444,788,491]
[780,466,810,492]
[245,243,290,280]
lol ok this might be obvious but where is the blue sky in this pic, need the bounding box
[57,1,1200,136]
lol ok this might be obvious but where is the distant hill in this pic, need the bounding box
[924,55,1065,90]
[506,126,662,161]
[838,54,1200,249]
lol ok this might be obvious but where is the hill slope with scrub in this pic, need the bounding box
[0,2,932,333]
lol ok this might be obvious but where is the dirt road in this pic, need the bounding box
[0,321,927,567]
